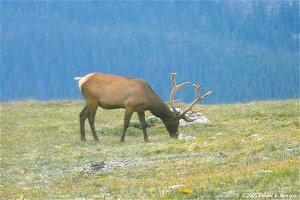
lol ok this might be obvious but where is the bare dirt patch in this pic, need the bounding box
[80,161,136,174]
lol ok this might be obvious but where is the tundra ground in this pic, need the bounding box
[0,100,299,199]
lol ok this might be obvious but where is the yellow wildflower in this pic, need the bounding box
[182,188,192,194]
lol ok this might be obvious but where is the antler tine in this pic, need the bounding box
[171,73,190,89]
[172,99,181,104]
[191,108,205,113]
[193,84,202,98]
[170,73,189,113]
[171,73,177,86]
[180,83,212,120]
[186,108,205,114]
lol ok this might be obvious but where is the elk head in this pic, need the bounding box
[165,73,212,138]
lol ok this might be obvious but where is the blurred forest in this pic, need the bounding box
[1,1,299,104]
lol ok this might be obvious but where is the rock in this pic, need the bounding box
[166,184,184,189]
[254,169,272,174]
[91,162,109,172]
[217,152,227,157]
[284,146,300,152]
[179,111,209,126]
[178,134,197,141]
[250,134,264,141]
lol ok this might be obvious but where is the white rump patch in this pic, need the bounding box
[74,73,95,91]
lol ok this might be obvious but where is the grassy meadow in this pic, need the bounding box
[0,99,299,199]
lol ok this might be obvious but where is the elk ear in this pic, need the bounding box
[170,107,182,118]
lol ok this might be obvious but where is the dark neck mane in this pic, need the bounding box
[148,96,174,122]
[144,82,175,122]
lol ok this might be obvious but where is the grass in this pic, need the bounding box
[0,99,299,199]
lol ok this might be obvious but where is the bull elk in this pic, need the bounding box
[74,72,211,143]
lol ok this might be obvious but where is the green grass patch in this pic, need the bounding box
[0,99,299,199]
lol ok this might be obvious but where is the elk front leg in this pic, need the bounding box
[138,111,150,143]
[120,109,133,144]
[79,105,89,141]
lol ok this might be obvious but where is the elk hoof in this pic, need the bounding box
[81,138,87,142]
[144,138,150,143]
[120,139,125,145]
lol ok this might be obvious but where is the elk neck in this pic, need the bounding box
[148,97,176,123]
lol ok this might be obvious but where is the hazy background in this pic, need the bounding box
[1,1,299,104]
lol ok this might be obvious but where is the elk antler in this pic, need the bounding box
[169,73,189,113]
[179,84,212,122]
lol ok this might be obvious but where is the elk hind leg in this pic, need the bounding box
[79,105,89,141]
[87,103,99,142]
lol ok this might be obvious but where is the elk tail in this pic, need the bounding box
[74,77,82,91]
